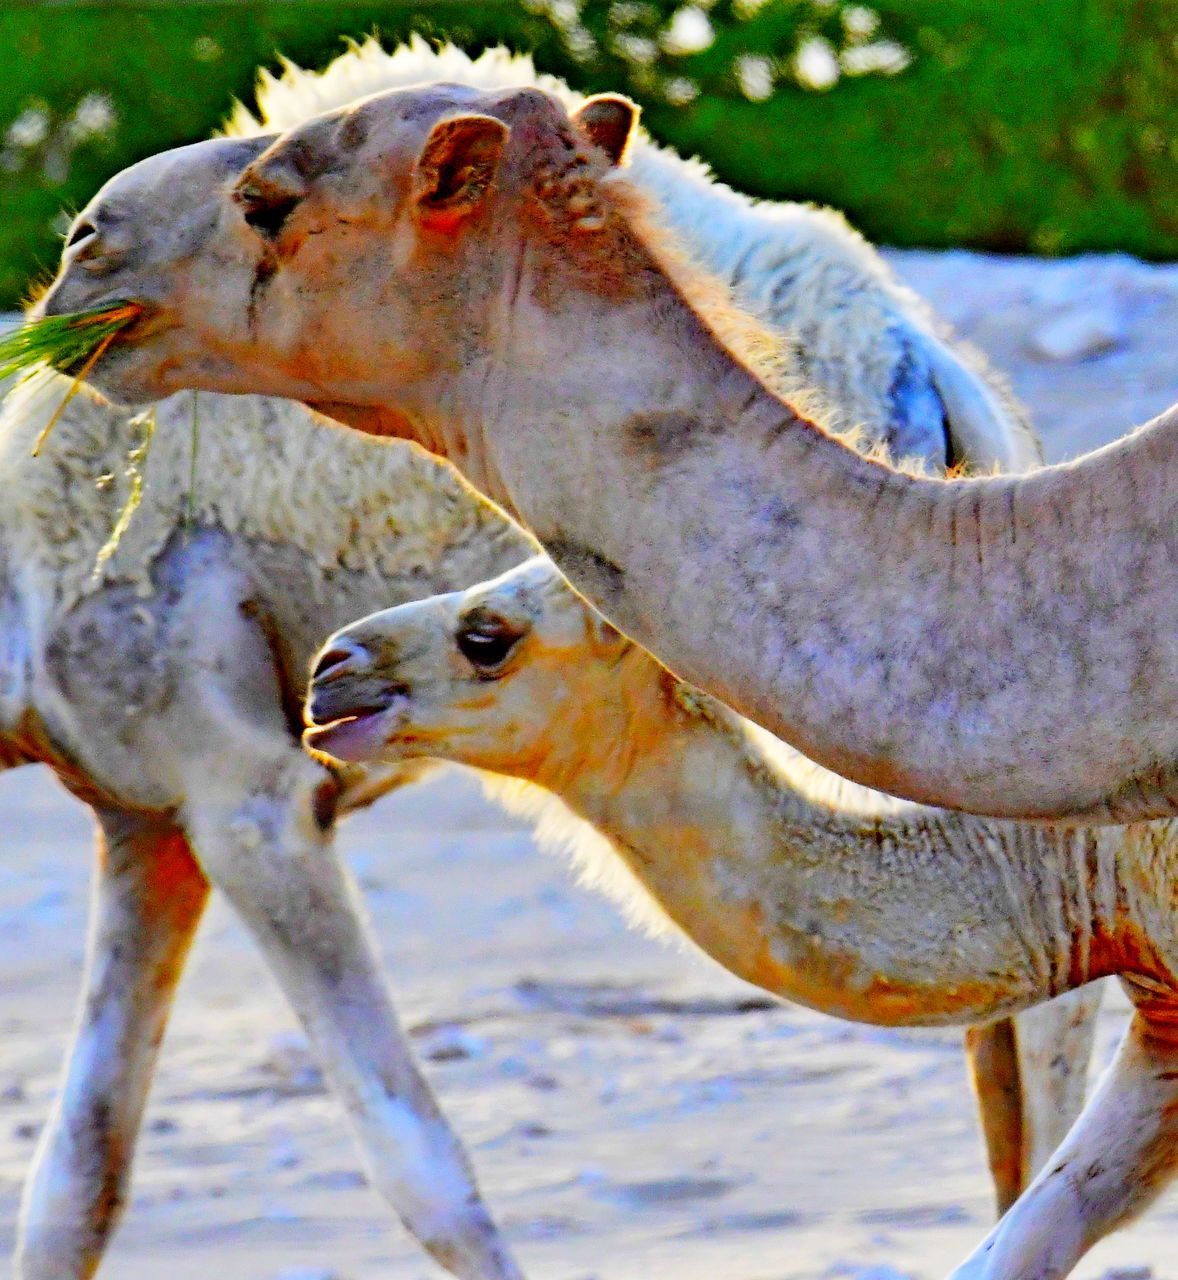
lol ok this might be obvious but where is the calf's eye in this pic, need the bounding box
[457,623,521,674]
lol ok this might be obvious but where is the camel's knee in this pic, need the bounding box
[185,751,339,887]
[183,755,369,997]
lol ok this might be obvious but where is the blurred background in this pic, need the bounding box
[4,0,1178,308]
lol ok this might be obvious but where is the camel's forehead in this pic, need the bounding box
[474,559,569,619]
[358,81,495,119]
[95,135,273,210]
[344,83,489,154]
[289,81,570,161]
[356,81,564,122]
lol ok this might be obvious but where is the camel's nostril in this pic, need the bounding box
[66,220,97,249]
[312,646,356,681]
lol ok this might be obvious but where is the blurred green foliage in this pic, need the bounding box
[2,1,1178,308]
[0,3,545,306]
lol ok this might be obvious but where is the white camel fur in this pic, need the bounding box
[5,39,1062,1280]
[39,74,1178,822]
[308,554,1178,1280]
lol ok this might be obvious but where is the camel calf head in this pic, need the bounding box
[36,84,640,425]
[304,556,626,773]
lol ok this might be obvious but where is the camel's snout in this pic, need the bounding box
[32,259,123,325]
[302,629,415,765]
[305,634,378,724]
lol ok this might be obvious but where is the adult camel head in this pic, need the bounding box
[38,83,644,447]
[34,82,1178,824]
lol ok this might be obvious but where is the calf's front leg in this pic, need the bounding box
[16,810,209,1280]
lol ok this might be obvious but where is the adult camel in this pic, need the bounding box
[33,84,1178,823]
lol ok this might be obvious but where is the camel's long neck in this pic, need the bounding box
[543,659,1128,1027]
[468,237,1178,823]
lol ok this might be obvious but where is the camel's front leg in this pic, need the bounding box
[17,810,209,1280]
[950,995,1178,1280]
[183,747,524,1280]
[965,985,1102,1215]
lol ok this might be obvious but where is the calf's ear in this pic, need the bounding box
[572,95,640,166]
[413,114,510,232]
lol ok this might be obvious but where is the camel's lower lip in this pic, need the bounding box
[303,705,399,763]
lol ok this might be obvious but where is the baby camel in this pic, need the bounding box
[38,79,1178,822]
[307,555,1178,1280]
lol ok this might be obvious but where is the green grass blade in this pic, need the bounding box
[0,303,140,383]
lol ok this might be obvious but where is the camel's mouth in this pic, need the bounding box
[302,695,408,764]
[58,306,152,367]
[2,301,148,383]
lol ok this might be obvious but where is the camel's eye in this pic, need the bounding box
[456,618,523,675]
[236,185,301,239]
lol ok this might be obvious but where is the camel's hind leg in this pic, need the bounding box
[965,984,1103,1215]
[950,989,1178,1280]
[16,810,209,1280]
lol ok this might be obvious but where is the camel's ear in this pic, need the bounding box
[572,95,640,167]
[413,114,509,232]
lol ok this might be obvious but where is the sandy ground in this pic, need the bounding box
[1,249,1177,1280]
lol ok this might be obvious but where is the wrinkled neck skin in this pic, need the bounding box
[377,222,1178,825]
[524,652,1172,1028]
